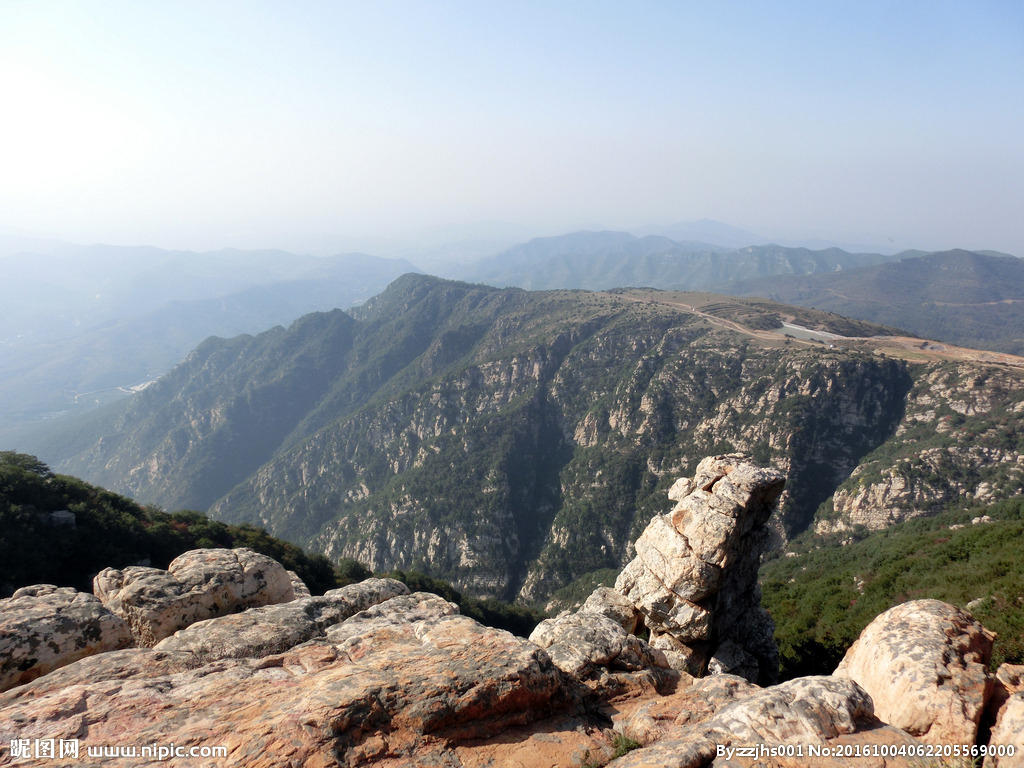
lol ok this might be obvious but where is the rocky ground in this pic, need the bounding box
[1,455,1021,767]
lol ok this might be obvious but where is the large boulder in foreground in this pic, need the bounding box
[0,585,133,692]
[93,547,296,647]
[835,599,995,744]
[611,675,919,768]
[615,454,785,684]
[0,591,572,767]
[529,610,668,682]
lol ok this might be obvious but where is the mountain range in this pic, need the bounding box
[26,274,1024,605]
[0,246,416,436]
[0,230,908,439]
[722,248,1024,355]
[445,230,897,291]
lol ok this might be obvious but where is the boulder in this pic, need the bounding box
[986,692,1024,768]
[610,674,755,746]
[699,676,877,744]
[834,599,995,744]
[0,590,572,767]
[0,585,133,692]
[648,629,706,675]
[988,663,1024,725]
[287,570,311,598]
[529,610,668,679]
[583,586,639,633]
[611,675,919,768]
[93,547,296,646]
[615,454,785,684]
[154,578,409,662]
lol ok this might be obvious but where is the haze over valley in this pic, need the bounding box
[3,3,1024,763]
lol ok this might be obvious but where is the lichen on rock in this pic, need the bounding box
[0,584,134,692]
[93,547,297,647]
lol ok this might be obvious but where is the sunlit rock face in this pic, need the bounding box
[835,599,996,745]
[92,547,296,647]
[0,584,133,692]
[616,454,785,684]
[0,536,1012,767]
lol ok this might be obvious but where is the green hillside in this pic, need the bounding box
[762,498,1024,678]
[0,450,337,595]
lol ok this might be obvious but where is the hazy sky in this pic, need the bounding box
[2,1,1022,255]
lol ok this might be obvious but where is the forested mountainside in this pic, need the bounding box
[724,249,1024,355]
[0,450,337,596]
[36,275,1024,602]
[762,496,1024,677]
[449,230,896,291]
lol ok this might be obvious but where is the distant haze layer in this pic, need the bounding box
[1,3,1022,255]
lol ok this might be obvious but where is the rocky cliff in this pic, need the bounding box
[39,276,1024,601]
[615,455,785,684]
[816,362,1024,534]
[2,461,1019,766]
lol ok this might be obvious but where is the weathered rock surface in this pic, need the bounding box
[286,570,311,598]
[986,692,1024,768]
[611,675,920,768]
[989,663,1024,725]
[4,539,1012,768]
[615,454,785,683]
[0,590,574,767]
[608,673,755,746]
[0,585,134,692]
[583,586,639,633]
[93,547,296,646]
[4,451,1016,768]
[835,599,995,744]
[529,610,668,681]
[154,578,409,662]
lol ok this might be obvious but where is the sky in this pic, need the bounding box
[1,1,1022,256]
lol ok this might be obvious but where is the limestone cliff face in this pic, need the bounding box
[817,363,1024,535]
[516,352,910,601]
[231,335,910,602]
[46,276,1024,601]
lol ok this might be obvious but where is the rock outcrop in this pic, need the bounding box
[153,578,409,662]
[1,464,1015,768]
[528,610,668,685]
[0,589,573,767]
[582,586,639,633]
[986,692,1024,768]
[286,570,311,598]
[989,663,1024,724]
[611,675,920,768]
[2,578,946,768]
[835,599,996,744]
[615,454,785,683]
[0,585,133,692]
[93,547,296,646]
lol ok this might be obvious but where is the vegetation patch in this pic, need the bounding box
[762,498,1024,679]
